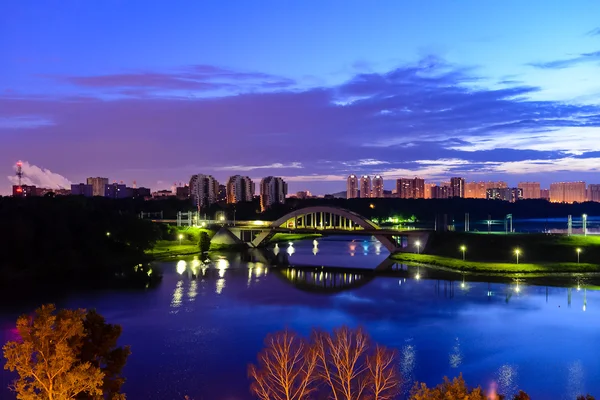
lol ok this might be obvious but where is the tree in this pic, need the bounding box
[248,329,317,400]
[312,326,400,400]
[512,390,531,400]
[77,310,131,399]
[3,304,104,400]
[577,395,596,400]
[410,374,487,400]
[198,231,210,254]
[366,345,401,400]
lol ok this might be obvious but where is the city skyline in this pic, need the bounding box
[3,1,600,194]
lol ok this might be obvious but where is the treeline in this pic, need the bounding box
[25,195,597,224]
[0,196,163,285]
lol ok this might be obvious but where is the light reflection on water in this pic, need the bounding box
[1,237,600,400]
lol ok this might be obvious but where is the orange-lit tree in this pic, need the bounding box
[248,329,318,400]
[3,304,105,400]
[312,326,400,400]
[410,374,487,400]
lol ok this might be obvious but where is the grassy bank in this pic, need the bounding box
[147,226,215,260]
[391,253,600,274]
[424,232,600,265]
[269,233,322,243]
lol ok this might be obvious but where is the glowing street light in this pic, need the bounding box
[460,245,466,261]
[106,232,111,237]
[415,240,421,254]
[577,248,582,264]
[178,234,184,245]
[514,248,521,264]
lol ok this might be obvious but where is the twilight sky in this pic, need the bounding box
[2,0,600,195]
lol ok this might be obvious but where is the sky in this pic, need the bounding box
[2,0,600,195]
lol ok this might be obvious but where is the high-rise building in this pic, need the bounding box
[372,175,384,198]
[176,185,190,200]
[424,183,436,199]
[347,175,358,199]
[464,181,507,199]
[550,182,586,204]
[71,183,93,197]
[450,177,465,198]
[359,175,371,198]
[260,176,288,211]
[296,190,311,199]
[12,185,37,197]
[217,184,227,202]
[519,182,541,199]
[104,183,128,199]
[396,178,425,199]
[87,177,109,197]
[226,175,254,203]
[486,187,523,202]
[540,189,550,201]
[431,185,450,199]
[189,174,219,209]
[588,184,600,202]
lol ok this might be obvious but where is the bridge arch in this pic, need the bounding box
[253,206,399,252]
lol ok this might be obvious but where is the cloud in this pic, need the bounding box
[7,161,71,189]
[529,50,600,69]
[587,27,600,36]
[2,57,600,193]
[215,162,303,171]
[53,65,296,97]
[0,116,54,129]
[342,159,389,166]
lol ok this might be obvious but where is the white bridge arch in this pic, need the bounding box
[251,206,400,252]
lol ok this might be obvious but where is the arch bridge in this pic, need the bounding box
[229,206,429,253]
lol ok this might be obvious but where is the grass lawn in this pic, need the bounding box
[270,233,322,243]
[425,232,600,264]
[391,253,600,274]
[148,227,216,260]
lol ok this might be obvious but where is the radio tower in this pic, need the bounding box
[16,161,24,186]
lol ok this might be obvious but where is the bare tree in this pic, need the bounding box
[248,329,318,400]
[366,345,401,400]
[312,326,371,400]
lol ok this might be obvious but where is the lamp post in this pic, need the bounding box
[577,248,582,264]
[179,234,183,246]
[415,240,421,254]
[460,245,466,261]
[514,248,521,265]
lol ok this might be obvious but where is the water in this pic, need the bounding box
[1,237,599,399]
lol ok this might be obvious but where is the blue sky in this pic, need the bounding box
[2,0,600,194]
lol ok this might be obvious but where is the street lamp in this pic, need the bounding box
[514,248,521,264]
[106,232,111,237]
[178,234,183,245]
[415,240,421,254]
[460,245,466,261]
[577,248,582,264]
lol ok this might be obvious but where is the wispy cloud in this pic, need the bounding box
[0,116,54,129]
[215,162,303,171]
[587,27,600,36]
[7,161,71,189]
[529,50,600,69]
[51,65,296,97]
[342,159,389,166]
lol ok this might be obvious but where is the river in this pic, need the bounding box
[1,236,599,399]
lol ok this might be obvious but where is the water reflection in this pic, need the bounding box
[449,337,462,368]
[276,267,374,294]
[496,364,518,398]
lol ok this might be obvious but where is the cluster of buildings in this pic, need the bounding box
[188,174,288,211]
[12,177,153,199]
[345,175,600,204]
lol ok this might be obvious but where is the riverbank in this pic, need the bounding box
[423,232,600,264]
[148,229,320,259]
[391,253,600,275]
